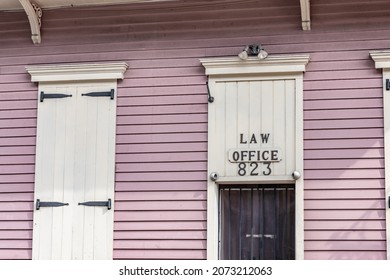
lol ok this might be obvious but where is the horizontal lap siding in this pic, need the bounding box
[303,0,389,260]
[0,0,388,259]
[0,65,35,259]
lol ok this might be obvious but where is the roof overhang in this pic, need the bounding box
[1,0,174,11]
[3,0,311,45]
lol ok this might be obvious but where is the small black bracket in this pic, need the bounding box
[388,196,390,208]
[82,89,115,100]
[206,80,214,103]
[78,199,111,210]
[386,79,390,91]
[40,92,72,102]
[36,199,69,210]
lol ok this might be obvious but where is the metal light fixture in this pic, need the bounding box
[238,44,268,60]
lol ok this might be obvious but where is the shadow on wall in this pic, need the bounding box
[303,61,386,260]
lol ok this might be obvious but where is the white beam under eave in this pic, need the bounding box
[300,0,311,31]
[19,0,42,44]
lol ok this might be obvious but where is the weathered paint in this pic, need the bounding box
[0,0,388,259]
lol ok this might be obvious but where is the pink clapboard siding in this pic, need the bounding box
[0,0,389,259]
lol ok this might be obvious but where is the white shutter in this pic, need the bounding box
[32,82,116,260]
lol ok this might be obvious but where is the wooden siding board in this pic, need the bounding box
[114,211,207,221]
[305,179,385,190]
[304,251,386,260]
[113,249,206,260]
[0,0,389,260]
[114,230,206,240]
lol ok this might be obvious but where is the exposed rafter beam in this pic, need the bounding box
[19,0,42,44]
[300,0,311,31]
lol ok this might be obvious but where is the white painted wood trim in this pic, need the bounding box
[202,54,309,260]
[370,51,390,260]
[216,176,296,185]
[299,0,311,31]
[382,70,390,261]
[19,0,42,44]
[200,55,310,76]
[371,51,390,69]
[295,74,305,260]
[26,62,129,82]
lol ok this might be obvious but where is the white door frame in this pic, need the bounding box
[200,55,310,260]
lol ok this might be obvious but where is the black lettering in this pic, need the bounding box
[241,150,248,161]
[250,134,257,144]
[262,150,270,161]
[249,150,256,161]
[271,150,278,161]
[240,134,247,144]
[261,133,270,144]
[263,163,272,176]
[232,151,240,162]
[250,162,259,176]
[238,163,246,176]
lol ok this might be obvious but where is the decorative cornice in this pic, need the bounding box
[19,0,42,44]
[200,55,310,76]
[26,62,129,82]
[370,50,390,69]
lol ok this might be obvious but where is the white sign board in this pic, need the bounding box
[209,78,297,181]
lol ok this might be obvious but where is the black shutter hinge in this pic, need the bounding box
[78,199,111,210]
[388,196,390,208]
[386,79,390,91]
[82,89,115,100]
[206,80,214,103]
[36,199,69,210]
[40,92,72,102]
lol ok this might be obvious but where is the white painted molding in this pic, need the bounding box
[19,0,42,44]
[216,176,296,185]
[370,50,390,69]
[300,0,311,31]
[26,62,129,82]
[200,55,310,76]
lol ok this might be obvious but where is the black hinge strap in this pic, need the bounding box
[206,79,214,103]
[386,79,390,91]
[40,92,72,102]
[82,89,114,100]
[78,199,111,210]
[36,199,69,210]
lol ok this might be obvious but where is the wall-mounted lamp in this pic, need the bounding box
[238,44,268,60]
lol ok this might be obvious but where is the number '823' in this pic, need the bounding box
[237,162,271,176]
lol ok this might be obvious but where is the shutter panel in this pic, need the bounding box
[32,82,116,260]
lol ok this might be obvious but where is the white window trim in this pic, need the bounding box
[200,54,310,260]
[370,50,390,260]
[26,62,128,82]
